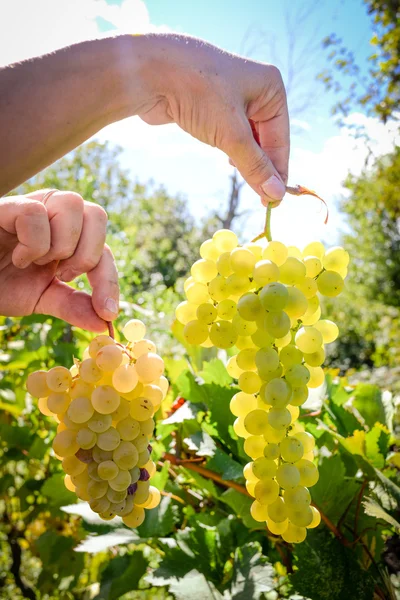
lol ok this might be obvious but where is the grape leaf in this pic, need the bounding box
[41,474,76,508]
[219,488,264,530]
[163,400,200,424]
[167,570,224,600]
[229,542,275,599]
[365,424,390,468]
[75,529,140,553]
[175,370,209,405]
[311,455,359,524]
[137,496,180,538]
[96,551,147,599]
[352,383,386,429]
[206,448,244,482]
[199,359,232,386]
[363,497,400,532]
[184,431,217,457]
[208,386,239,455]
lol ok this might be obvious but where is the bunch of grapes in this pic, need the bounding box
[26,319,168,528]
[176,229,349,543]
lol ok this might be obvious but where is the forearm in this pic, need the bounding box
[0,35,155,195]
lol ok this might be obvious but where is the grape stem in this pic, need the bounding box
[251,204,272,243]
[107,321,115,339]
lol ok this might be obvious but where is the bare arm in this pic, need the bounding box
[0,33,289,203]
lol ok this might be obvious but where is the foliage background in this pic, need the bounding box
[0,1,399,598]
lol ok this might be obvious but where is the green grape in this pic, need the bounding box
[191,259,218,283]
[213,229,238,252]
[229,391,258,417]
[27,371,51,398]
[275,331,292,348]
[303,347,325,366]
[226,355,243,379]
[90,496,111,514]
[268,407,291,430]
[108,469,131,492]
[267,518,289,535]
[186,282,210,304]
[237,293,263,321]
[92,386,120,415]
[250,500,270,522]
[142,385,163,408]
[96,345,123,372]
[267,497,288,523]
[87,479,108,500]
[279,257,306,285]
[255,348,279,375]
[252,457,277,479]
[259,282,288,311]
[183,320,209,345]
[322,246,349,271]
[279,345,303,368]
[71,468,89,488]
[313,319,339,343]
[301,305,321,326]
[243,462,257,481]
[123,319,146,342]
[285,364,310,387]
[287,504,313,527]
[288,404,300,423]
[175,301,198,324]
[289,386,309,407]
[264,311,290,338]
[262,241,288,266]
[282,523,307,543]
[89,334,115,358]
[243,436,266,459]
[62,455,86,477]
[238,371,262,394]
[216,253,234,277]
[107,487,127,503]
[130,397,153,421]
[47,392,70,414]
[244,409,269,435]
[97,427,121,451]
[98,460,119,480]
[134,480,150,504]
[232,314,257,336]
[112,365,138,394]
[93,446,113,463]
[46,366,72,393]
[226,273,252,296]
[113,441,139,470]
[76,427,97,450]
[295,327,323,353]
[263,442,280,460]
[317,270,344,297]
[140,418,155,437]
[67,396,94,424]
[196,303,217,324]
[209,321,238,349]
[284,485,311,506]
[303,241,325,260]
[233,417,250,438]
[308,506,321,528]
[131,339,156,359]
[284,287,308,319]
[304,256,323,278]
[293,432,315,453]
[230,247,256,275]
[276,463,300,488]
[264,378,291,408]
[122,506,145,528]
[87,460,102,481]
[217,299,237,319]
[244,242,262,259]
[295,459,319,486]
[53,430,79,457]
[237,348,257,371]
[209,275,230,301]
[87,412,112,433]
[287,246,302,259]
[135,352,164,383]
[254,479,279,505]
[251,328,274,348]
[263,423,287,444]
[111,397,131,422]
[306,365,325,388]
[296,276,318,299]
[253,259,280,286]
[235,335,257,350]
[280,437,304,462]
[200,238,220,261]
[133,432,149,452]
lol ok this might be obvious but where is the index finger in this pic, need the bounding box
[87,244,119,322]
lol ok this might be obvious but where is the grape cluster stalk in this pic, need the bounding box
[27,319,168,527]
[176,229,349,543]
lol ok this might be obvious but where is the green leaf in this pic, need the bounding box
[137,496,180,538]
[206,448,244,482]
[352,383,387,429]
[150,459,170,490]
[175,370,209,405]
[362,497,400,532]
[183,468,220,498]
[219,488,263,530]
[365,424,390,468]
[167,570,224,600]
[162,400,200,424]
[184,431,217,457]
[325,400,364,436]
[41,474,77,508]
[97,551,148,600]
[291,528,374,600]
[0,423,32,449]
[311,455,359,524]
[75,529,140,553]
[229,542,275,599]
[199,359,232,386]
[207,385,239,455]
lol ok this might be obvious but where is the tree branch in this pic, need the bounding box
[6,526,36,600]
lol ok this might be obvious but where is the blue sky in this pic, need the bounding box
[0,0,397,247]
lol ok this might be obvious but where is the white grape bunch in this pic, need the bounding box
[27,319,168,527]
[176,229,349,543]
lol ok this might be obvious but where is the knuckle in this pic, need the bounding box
[79,256,100,273]
[24,199,48,218]
[63,191,84,212]
[267,64,284,86]
[87,202,108,224]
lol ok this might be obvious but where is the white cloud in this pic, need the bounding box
[291,118,311,132]
[0,0,167,67]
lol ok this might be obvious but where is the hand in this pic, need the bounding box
[0,190,119,331]
[139,34,289,206]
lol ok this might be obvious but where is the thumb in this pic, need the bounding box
[34,279,108,333]
[222,119,286,205]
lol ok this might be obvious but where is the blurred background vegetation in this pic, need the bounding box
[0,0,399,599]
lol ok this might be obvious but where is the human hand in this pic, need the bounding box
[139,34,289,206]
[0,189,119,331]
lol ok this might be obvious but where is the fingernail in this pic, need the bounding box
[105,297,118,315]
[261,175,286,201]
